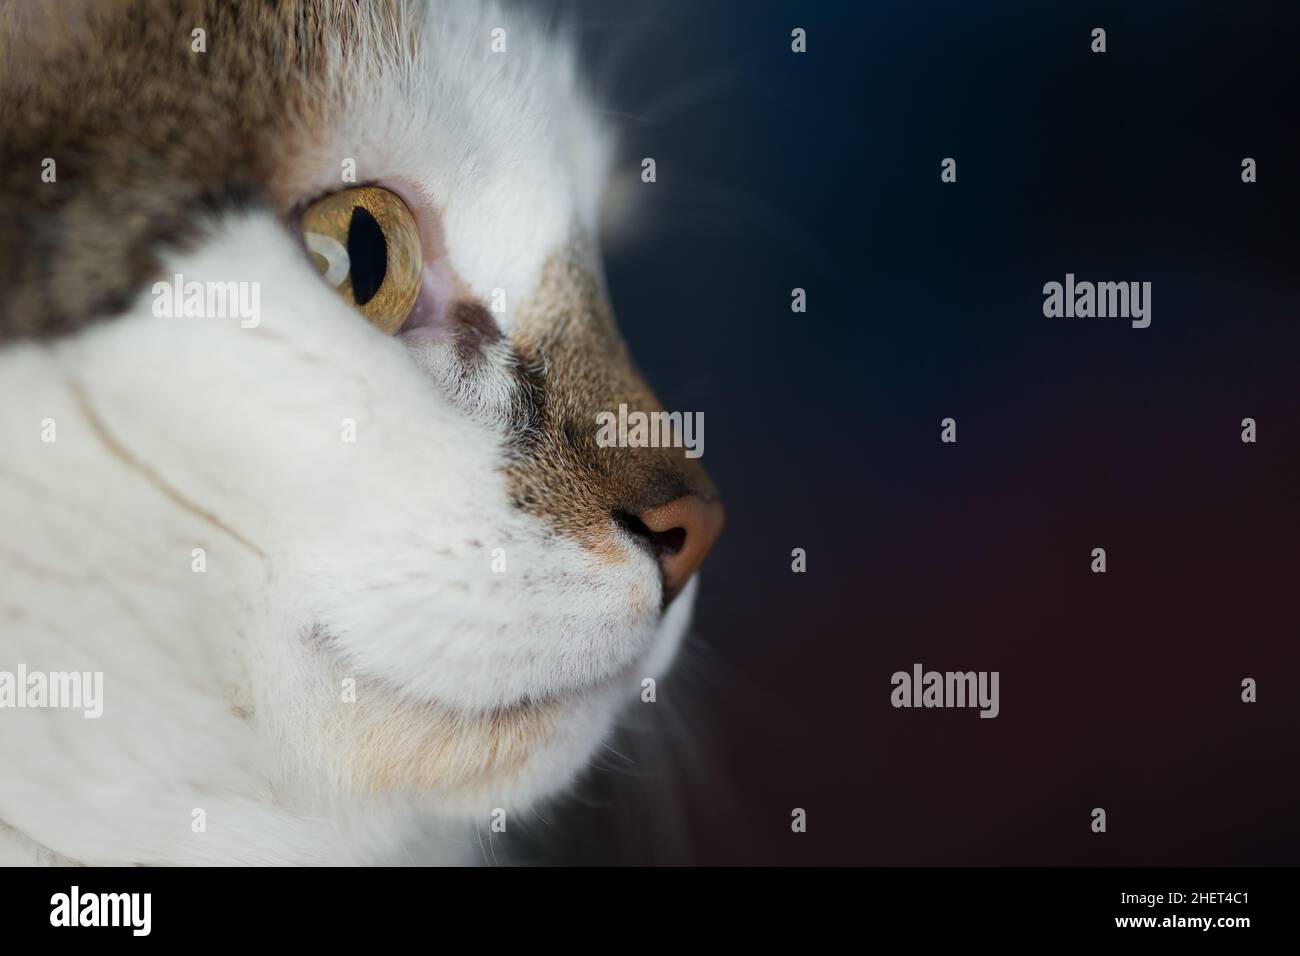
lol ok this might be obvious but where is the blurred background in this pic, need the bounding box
[510,0,1300,864]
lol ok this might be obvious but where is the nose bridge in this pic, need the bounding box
[505,251,719,548]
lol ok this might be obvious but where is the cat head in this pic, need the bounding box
[0,0,722,817]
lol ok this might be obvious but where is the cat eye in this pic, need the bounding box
[298,186,423,334]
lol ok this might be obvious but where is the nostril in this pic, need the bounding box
[617,494,725,602]
[651,526,687,556]
[613,511,685,557]
[613,509,650,540]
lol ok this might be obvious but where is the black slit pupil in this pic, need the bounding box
[347,206,387,306]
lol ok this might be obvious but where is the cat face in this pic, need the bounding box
[0,0,722,849]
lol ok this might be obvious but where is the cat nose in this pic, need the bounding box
[628,495,725,601]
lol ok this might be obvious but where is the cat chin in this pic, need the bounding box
[292,576,697,825]
[516,576,696,803]
[450,575,698,813]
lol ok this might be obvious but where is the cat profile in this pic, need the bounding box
[0,0,722,865]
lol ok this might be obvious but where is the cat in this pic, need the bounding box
[0,0,723,865]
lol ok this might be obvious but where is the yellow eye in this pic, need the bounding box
[298,186,423,334]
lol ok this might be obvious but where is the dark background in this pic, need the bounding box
[513,0,1300,865]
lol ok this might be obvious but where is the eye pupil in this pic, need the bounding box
[347,205,388,306]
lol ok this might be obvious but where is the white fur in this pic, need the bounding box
[0,2,692,865]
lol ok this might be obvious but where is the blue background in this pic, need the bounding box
[518,0,1300,864]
